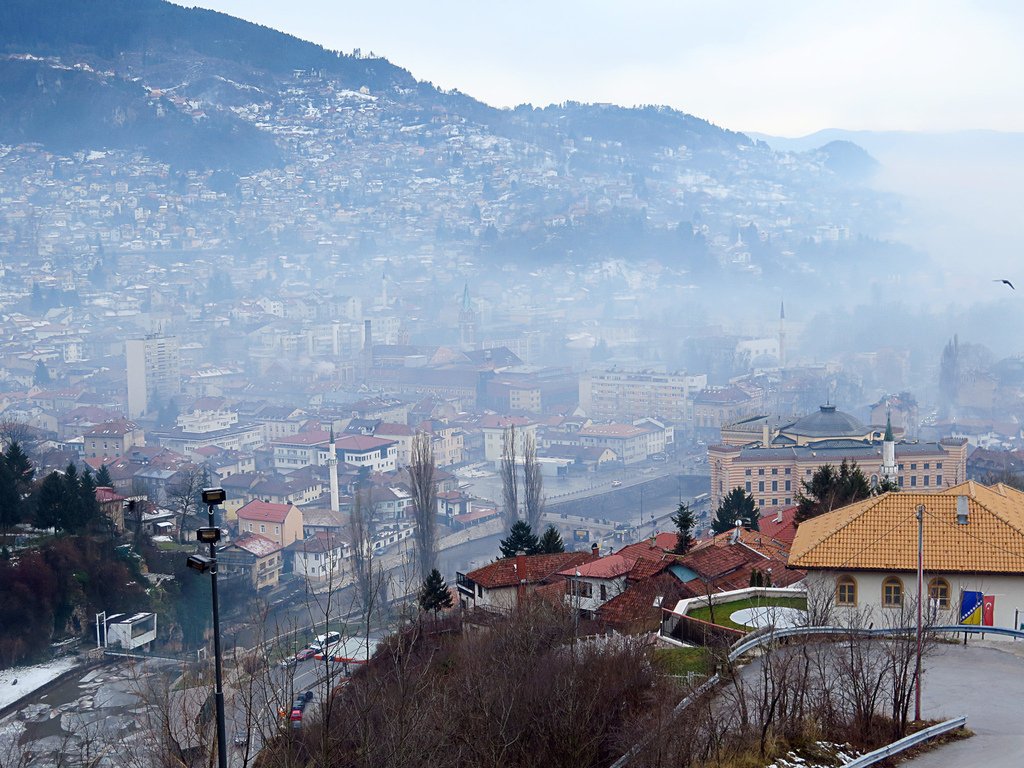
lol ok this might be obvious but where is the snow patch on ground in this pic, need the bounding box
[0,657,80,710]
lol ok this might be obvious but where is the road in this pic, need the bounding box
[902,643,1024,767]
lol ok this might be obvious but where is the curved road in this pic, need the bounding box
[903,643,1024,767]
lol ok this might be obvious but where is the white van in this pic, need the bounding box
[311,631,341,652]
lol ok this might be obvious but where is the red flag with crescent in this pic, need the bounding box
[983,595,996,627]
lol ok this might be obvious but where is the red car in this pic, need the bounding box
[294,647,316,661]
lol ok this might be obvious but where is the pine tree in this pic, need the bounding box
[537,525,565,554]
[711,487,758,535]
[499,520,540,558]
[5,442,34,496]
[34,472,66,531]
[796,459,872,523]
[32,361,51,387]
[418,568,453,617]
[78,467,99,532]
[670,502,696,554]
[0,460,20,538]
[95,463,113,487]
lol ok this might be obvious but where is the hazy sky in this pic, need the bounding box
[184,0,1024,136]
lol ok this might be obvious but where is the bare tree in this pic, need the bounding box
[522,430,545,531]
[408,431,437,579]
[168,464,208,544]
[499,424,519,531]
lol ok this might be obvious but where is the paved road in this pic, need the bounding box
[903,643,1024,767]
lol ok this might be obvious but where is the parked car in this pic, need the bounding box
[611,480,623,488]
[294,647,316,661]
[290,696,311,728]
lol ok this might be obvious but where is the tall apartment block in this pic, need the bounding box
[126,335,181,418]
[579,368,707,424]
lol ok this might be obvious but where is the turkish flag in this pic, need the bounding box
[983,595,996,627]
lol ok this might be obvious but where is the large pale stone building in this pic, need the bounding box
[709,405,968,512]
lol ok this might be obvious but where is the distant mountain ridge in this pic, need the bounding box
[0,0,897,285]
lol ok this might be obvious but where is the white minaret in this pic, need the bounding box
[881,411,897,483]
[328,426,340,513]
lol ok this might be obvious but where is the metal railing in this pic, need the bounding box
[841,716,967,767]
[728,623,1024,662]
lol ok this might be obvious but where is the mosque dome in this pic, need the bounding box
[786,404,865,438]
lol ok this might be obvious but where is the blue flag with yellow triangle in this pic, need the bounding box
[960,590,983,625]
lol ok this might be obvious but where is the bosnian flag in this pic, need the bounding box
[983,595,996,627]
[960,590,983,625]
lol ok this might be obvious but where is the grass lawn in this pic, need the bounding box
[155,540,194,552]
[687,596,807,631]
[653,646,711,677]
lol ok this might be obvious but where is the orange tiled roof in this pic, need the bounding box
[236,499,296,524]
[466,552,592,589]
[788,481,1024,574]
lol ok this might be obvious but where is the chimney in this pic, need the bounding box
[956,495,969,525]
[775,509,784,524]
[648,533,657,549]
[591,542,600,559]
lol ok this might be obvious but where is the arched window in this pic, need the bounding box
[928,577,950,609]
[882,576,904,608]
[836,575,857,606]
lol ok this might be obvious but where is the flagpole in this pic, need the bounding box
[915,503,924,722]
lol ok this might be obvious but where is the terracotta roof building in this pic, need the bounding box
[456,552,592,614]
[235,499,303,547]
[789,481,1024,630]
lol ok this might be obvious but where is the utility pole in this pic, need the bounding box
[915,503,924,722]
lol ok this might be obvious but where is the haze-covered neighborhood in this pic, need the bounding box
[2,2,1024,767]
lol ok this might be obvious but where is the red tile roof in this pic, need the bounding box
[466,552,592,589]
[236,499,296,524]
[616,531,680,561]
[233,533,282,558]
[559,553,636,579]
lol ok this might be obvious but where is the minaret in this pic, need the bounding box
[778,300,786,369]
[881,411,897,483]
[328,426,340,513]
[380,270,388,308]
[458,283,477,350]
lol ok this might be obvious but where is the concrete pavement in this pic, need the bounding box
[903,643,1024,767]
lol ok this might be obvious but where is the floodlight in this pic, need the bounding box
[186,554,214,573]
[202,487,227,505]
[197,526,221,544]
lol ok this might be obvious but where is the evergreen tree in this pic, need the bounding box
[418,568,454,617]
[537,525,565,554]
[711,487,758,535]
[0,460,20,537]
[5,442,35,496]
[670,502,696,554]
[499,520,540,558]
[77,467,99,532]
[32,361,51,387]
[796,459,872,523]
[95,464,113,487]
[34,472,67,531]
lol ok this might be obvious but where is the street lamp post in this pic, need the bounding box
[186,487,228,768]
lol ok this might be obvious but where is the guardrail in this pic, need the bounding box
[611,623,1000,768]
[727,623,1024,662]
[841,716,967,767]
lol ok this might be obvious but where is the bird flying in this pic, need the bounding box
[995,279,1015,290]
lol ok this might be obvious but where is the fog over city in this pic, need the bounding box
[3,2,1024,767]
